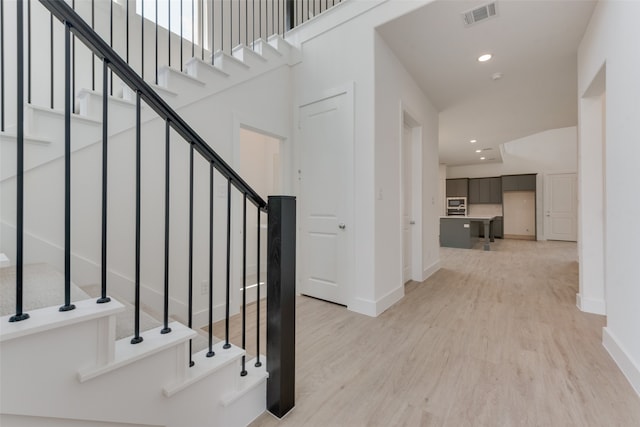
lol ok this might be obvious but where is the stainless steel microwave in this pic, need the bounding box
[446,197,467,208]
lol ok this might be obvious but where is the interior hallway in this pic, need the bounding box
[250,240,640,426]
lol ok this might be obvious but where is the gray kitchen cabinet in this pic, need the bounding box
[468,179,480,203]
[489,177,502,203]
[501,175,519,191]
[502,174,536,192]
[479,178,491,202]
[468,177,502,204]
[446,178,469,197]
[478,216,503,238]
[519,174,536,191]
[494,216,503,238]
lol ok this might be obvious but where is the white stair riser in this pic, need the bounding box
[184,58,230,89]
[1,304,264,427]
[212,51,251,75]
[232,46,268,69]
[77,91,157,126]
[251,39,283,61]
[26,107,101,147]
[157,67,207,96]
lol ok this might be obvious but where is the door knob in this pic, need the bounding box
[410,221,416,225]
[338,223,346,230]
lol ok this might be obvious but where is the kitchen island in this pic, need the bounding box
[440,216,497,251]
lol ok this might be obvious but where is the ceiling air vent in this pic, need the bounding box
[462,2,498,27]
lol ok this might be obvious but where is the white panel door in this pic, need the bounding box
[299,92,352,305]
[545,173,577,241]
[402,124,413,283]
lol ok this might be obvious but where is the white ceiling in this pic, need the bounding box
[377,0,597,166]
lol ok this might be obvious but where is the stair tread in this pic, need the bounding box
[0,264,90,317]
[163,341,245,397]
[78,321,197,383]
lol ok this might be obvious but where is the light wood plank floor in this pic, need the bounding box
[244,239,640,426]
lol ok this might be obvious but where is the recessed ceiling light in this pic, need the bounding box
[478,53,492,62]
[470,139,477,143]
[475,149,482,153]
[480,157,486,160]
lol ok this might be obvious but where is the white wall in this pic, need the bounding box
[578,0,640,397]
[447,126,578,240]
[374,31,440,312]
[578,77,606,315]
[287,0,436,316]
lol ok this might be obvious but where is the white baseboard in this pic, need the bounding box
[576,293,606,315]
[349,285,404,318]
[603,327,640,398]
[422,259,441,282]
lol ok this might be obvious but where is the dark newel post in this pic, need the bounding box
[285,0,294,32]
[267,195,296,419]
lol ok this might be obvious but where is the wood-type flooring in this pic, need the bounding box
[241,239,640,426]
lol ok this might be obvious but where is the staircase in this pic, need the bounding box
[1,0,301,425]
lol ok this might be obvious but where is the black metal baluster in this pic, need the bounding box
[162,119,171,334]
[255,205,261,366]
[180,0,183,71]
[245,0,248,47]
[27,0,30,103]
[141,0,144,79]
[110,0,113,95]
[126,0,129,63]
[72,0,75,107]
[155,0,158,84]
[259,0,261,40]
[98,60,111,305]
[191,0,194,57]
[206,161,215,357]
[131,91,143,344]
[240,194,248,376]
[168,0,171,67]
[91,0,95,91]
[50,13,53,107]
[285,0,294,33]
[60,22,75,313]
[211,0,215,63]
[0,0,4,131]
[224,178,231,349]
[9,0,29,323]
[188,143,195,365]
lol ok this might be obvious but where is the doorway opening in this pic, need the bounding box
[401,111,422,285]
[238,127,282,305]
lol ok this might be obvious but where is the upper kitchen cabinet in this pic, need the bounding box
[468,177,502,204]
[502,174,536,192]
[446,178,469,197]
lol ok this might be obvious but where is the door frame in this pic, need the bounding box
[231,114,288,318]
[296,82,355,308]
[400,106,423,283]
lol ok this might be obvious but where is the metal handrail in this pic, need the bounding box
[39,0,267,210]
